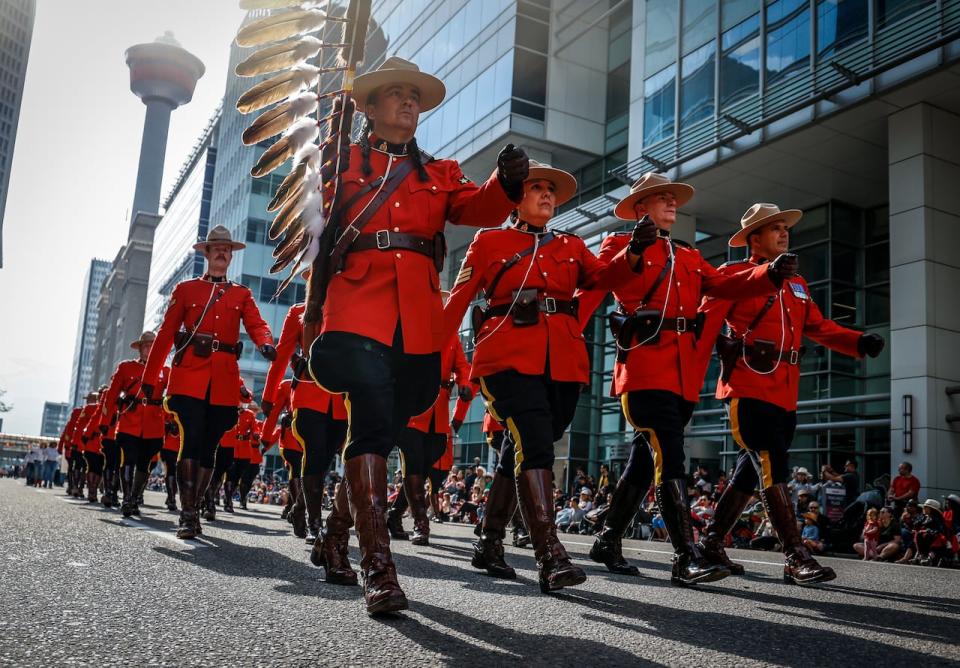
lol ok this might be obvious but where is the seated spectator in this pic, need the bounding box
[913,499,948,566]
[693,464,712,497]
[861,508,881,560]
[887,462,921,516]
[897,499,921,563]
[801,512,824,554]
[437,492,452,522]
[796,489,814,517]
[553,487,567,512]
[556,498,584,532]
[788,467,819,506]
[853,507,902,561]
[597,464,612,490]
[650,510,667,541]
[711,472,728,503]
[578,488,594,514]
[455,485,484,524]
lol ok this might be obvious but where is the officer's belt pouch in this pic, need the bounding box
[433,233,447,273]
[173,330,189,366]
[715,334,742,382]
[234,340,244,360]
[607,311,629,338]
[510,288,540,327]
[630,310,662,345]
[471,304,486,335]
[190,332,214,359]
[745,338,777,373]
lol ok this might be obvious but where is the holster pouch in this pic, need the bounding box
[433,233,447,273]
[280,413,293,429]
[190,332,214,359]
[173,330,189,366]
[745,338,777,373]
[715,334,742,383]
[234,340,244,360]
[471,304,486,335]
[630,310,663,345]
[510,288,540,327]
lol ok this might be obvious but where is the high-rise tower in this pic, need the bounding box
[90,33,204,387]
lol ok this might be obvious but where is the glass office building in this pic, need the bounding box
[68,259,112,408]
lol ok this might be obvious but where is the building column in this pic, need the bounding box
[888,103,960,499]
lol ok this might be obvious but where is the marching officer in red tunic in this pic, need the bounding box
[203,385,253,520]
[261,298,356,584]
[161,417,180,511]
[222,399,258,513]
[103,331,169,517]
[576,174,799,586]
[59,407,82,496]
[443,162,623,593]
[307,57,527,614]
[143,225,275,539]
[695,203,884,584]
[386,330,472,546]
[79,389,108,503]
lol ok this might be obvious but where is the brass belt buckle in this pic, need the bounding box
[789,349,799,365]
[676,316,687,333]
[543,297,557,313]
[212,339,220,352]
[376,229,390,250]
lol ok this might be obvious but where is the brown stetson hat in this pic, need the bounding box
[614,172,695,220]
[193,224,245,252]
[129,330,157,350]
[353,56,446,112]
[728,203,803,248]
[526,160,578,206]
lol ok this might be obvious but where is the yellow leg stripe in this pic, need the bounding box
[505,417,524,477]
[621,393,664,485]
[478,378,504,423]
[163,396,187,462]
[758,451,774,489]
[291,409,308,477]
[730,398,747,451]
[728,398,773,487]
[341,393,353,458]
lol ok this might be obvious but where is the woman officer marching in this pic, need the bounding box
[443,162,623,593]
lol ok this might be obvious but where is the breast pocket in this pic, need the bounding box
[544,253,579,295]
[409,179,455,228]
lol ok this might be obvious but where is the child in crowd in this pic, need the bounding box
[801,512,824,554]
[862,507,880,560]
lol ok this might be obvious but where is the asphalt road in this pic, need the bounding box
[1,478,957,667]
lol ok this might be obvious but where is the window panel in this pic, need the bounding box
[606,61,631,120]
[643,65,676,145]
[877,0,935,28]
[765,0,811,83]
[682,0,717,53]
[645,0,679,75]
[516,15,549,53]
[817,0,868,56]
[512,49,547,105]
[720,14,760,108]
[722,0,760,29]
[680,40,716,128]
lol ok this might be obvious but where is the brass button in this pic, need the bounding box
[394,202,400,208]
[393,227,399,232]
[395,253,401,258]
[359,178,365,183]
[431,185,437,191]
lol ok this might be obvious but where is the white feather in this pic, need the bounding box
[294,143,321,171]
[289,90,320,118]
[285,117,320,154]
[298,236,321,267]
[304,210,327,237]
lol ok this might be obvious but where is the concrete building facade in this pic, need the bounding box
[68,258,111,408]
[0,0,34,268]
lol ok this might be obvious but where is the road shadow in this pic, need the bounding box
[152,534,362,602]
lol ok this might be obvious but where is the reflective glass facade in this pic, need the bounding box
[68,259,111,408]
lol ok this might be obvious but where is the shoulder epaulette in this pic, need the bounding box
[719,259,750,268]
[554,229,580,238]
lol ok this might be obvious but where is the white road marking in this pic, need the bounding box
[118,517,214,548]
[65,561,88,567]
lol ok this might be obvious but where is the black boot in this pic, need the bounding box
[590,480,645,576]
[164,474,178,511]
[194,466,214,534]
[656,479,730,586]
[302,474,325,544]
[289,478,307,538]
[696,486,752,576]
[202,485,217,522]
[472,472,517,579]
[101,469,116,508]
[517,469,586,593]
[221,480,235,513]
[312,480,358,586]
[120,464,136,517]
[130,469,149,516]
[386,483,410,540]
[176,459,201,540]
[762,483,836,585]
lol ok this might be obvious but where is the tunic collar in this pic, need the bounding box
[515,220,546,234]
[368,133,411,156]
[202,274,227,283]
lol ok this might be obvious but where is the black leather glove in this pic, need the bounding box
[260,401,274,419]
[629,216,657,255]
[458,385,473,402]
[496,143,529,201]
[451,418,463,435]
[858,333,885,358]
[258,344,277,361]
[141,384,155,401]
[768,253,799,284]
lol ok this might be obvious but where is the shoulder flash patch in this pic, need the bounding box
[454,264,473,288]
[459,175,472,185]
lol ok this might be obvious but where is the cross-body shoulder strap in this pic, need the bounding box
[483,231,556,301]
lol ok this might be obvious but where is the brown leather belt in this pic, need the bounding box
[657,316,701,335]
[210,340,240,354]
[352,230,435,260]
[483,297,578,320]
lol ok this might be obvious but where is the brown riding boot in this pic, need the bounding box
[590,479,645,576]
[302,474,325,544]
[517,468,586,593]
[385,483,410,540]
[86,472,100,503]
[194,466,214,535]
[761,483,836,585]
[176,459,201,539]
[120,464,136,516]
[405,474,430,546]
[656,479,730,586]
[312,480,358,585]
[696,486,752,576]
[346,454,408,615]
[471,471,517,579]
[289,477,307,538]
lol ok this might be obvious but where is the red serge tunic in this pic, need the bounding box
[60,408,82,455]
[249,420,265,465]
[443,227,623,383]
[103,359,169,440]
[143,277,273,407]
[162,419,180,453]
[698,256,863,411]
[321,143,519,355]
[77,403,101,454]
[262,380,302,454]
[263,303,346,420]
[408,337,471,434]
[224,408,257,459]
[576,233,778,403]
